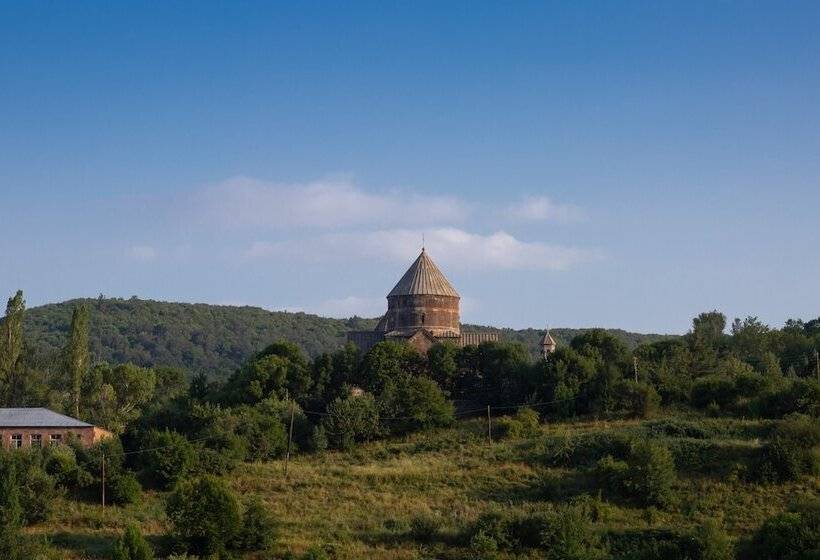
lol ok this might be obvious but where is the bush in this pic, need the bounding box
[469,531,499,559]
[165,476,242,557]
[759,415,820,482]
[624,440,677,509]
[109,473,141,505]
[15,460,58,524]
[0,454,22,558]
[112,524,154,560]
[141,430,195,489]
[692,375,737,409]
[324,391,381,450]
[612,380,661,418]
[377,374,454,435]
[539,503,608,560]
[497,407,541,439]
[693,520,734,560]
[234,496,275,552]
[748,499,819,560]
[541,430,633,468]
[593,455,630,497]
[409,514,439,544]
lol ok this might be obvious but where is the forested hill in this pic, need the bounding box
[23,298,673,379]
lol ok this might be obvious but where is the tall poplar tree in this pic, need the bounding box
[0,291,25,394]
[65,304,90,418]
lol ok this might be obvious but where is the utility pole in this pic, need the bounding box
[101,453,106,510]
[487,405,492,444]
[815,349,819,383]
[284,400,296,477]
[633,356,639,383]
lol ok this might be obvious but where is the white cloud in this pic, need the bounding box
[506,196,584,223]
[246,227,597,271]
[128,245,157,261]
[196,176,468,230]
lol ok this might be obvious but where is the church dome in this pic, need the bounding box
[387,248,459,298]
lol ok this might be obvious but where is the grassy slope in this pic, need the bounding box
[30,415,818,559]
[22,298,674,379]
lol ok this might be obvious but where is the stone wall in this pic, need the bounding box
[383,294,460,336]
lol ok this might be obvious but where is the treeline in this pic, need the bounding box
[21,296,668,379]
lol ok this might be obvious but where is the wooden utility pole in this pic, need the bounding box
[284,400,296,477]
[101,453,106,510]
[815,349,819,383]
[487,405,492,444]
[633,356,639,383]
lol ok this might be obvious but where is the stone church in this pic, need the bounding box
[348,248,499,353]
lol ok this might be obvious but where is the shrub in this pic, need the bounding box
[409,514,439,544]
[13,459,59,525]
[165,476,242,557]
[324,391,381,450]
[234,496,275,552]
[624,440,677,508]
[469,531,499,559]
[759,415,820,482]
[497,407,541,439]
[141,430,195,489]
[539,503,608,560]
[613,380,661,418]
[0,454,22,558]
[593,455,630,497]
[377,374,455,435]
[234,404,288,461]
[541,431,633,468]
[748,499,819,560]
[109,473,141,505]
[693,520,734,560]
[692,375,737,409]
[112,524,154,560]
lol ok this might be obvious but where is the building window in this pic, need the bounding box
[49,434,62,446]
[11,434,23,449]
[30,434,42,448]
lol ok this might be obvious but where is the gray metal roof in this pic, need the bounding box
[0,408,93,428]
[387,249,460,298]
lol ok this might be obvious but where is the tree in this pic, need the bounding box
[112,525,154,560]
[0,291,25,403]
[84,363,157,434]
[625,440,677,508]
[749,499,819,560]
[166,476,242,558]
[234,495,276,551]
[324,391,381,450]
[140,430,196,489]
[377,374,455,434]
[357,341,425,393]
[65,304,90,418]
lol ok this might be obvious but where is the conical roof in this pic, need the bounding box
[387,249,459,298]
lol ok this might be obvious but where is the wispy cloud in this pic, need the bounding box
[246,227,598,271]
[127,245,158,261]
[506,195,584,223]
[195,176,468,230]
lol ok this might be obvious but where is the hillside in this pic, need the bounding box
[31,415,817,559]
[23,298,673,379]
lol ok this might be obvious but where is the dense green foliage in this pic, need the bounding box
[112,525,154,560]
[20,297,668,379]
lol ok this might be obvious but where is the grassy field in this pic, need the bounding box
[28,415,819,559]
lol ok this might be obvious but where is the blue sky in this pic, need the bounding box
[1,2,819,333]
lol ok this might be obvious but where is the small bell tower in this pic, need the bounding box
[541,328,557,360]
